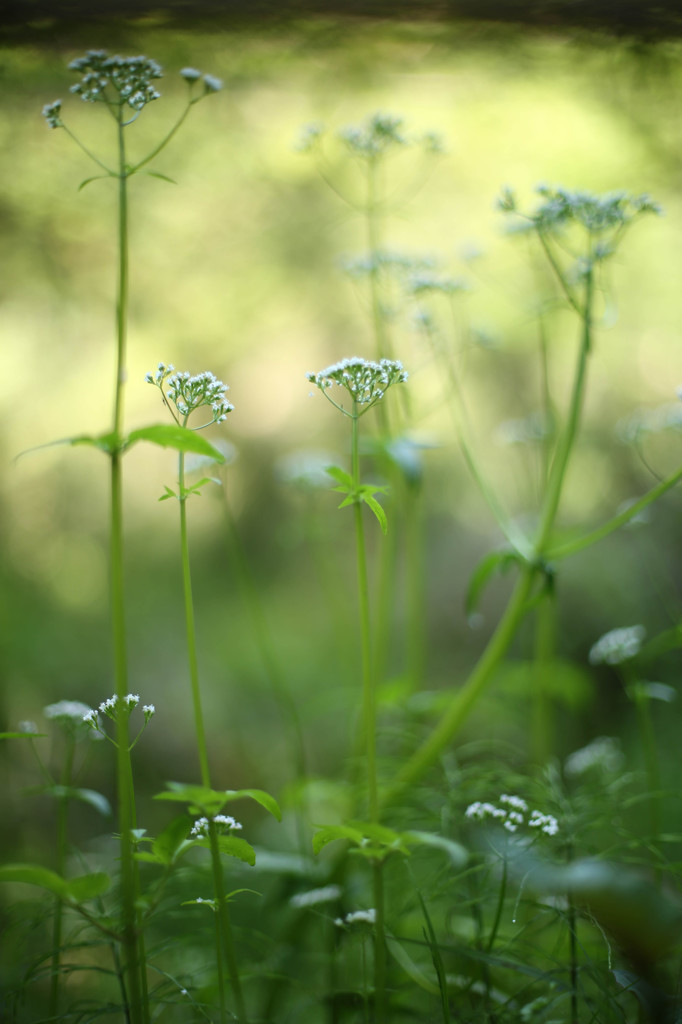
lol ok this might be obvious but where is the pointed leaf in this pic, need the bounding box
[312,824,366,855]
[465,549,522,620]
[405,830,467,867]
[127,425,226,463]
[362,493,387,534]
[159,485,178,502]
[64,872,110,901]
[152,814,193,865]
[68,788,112,817]
[195,836,256,866]
[143,171,177,184]
[0,864,68,897]
[223,789,282,821]
[154,782,228,815]
[78,174,112,191]
[326,465,353,489]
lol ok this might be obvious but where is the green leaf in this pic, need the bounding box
[187,476,221,496]
[405,830,468,867]
[67,788,112,817]
[78,174,113,191]
[326,465,353,489]
[152,814,193,865]
[312,824,366,855]
[142,170,177,184]
[362,493,387,534]
[159,485,178,502]
[127,425,226,463]
[64,872,111,901]
[15,432,122,463]
[195,835,256,866]
[465,549,522,620]
[0,865,109,902]
[0,864,69,897]
[154,782,228,815]
[223,789,282,821]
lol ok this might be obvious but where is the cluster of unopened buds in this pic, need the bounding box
[146,363,233,426]
[190,814,243,839]
[465,794,559,837]
[588,625,645,666]
[307,356,408,414]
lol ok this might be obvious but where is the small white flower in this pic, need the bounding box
[203,74,223,93]
[290,885,342,909]
[500,794,528,812]
[212,814,242,831]
[589,625,646,666]
[180,67,201,81]
[44,700,92,722]
[18,720,38,734]
[42,100,62,128]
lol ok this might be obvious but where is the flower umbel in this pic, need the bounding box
[146,363,233,427]
[42,100,62,129]
[588,625,646,666]
[190,814,243,839]
[306,356,407,417]
[68,49,163,111]
[465,795,558,837]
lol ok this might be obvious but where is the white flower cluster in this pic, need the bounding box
[44,699,92,723]
[338,113,406,156]
[190,814,242,839]
[564,736,625,777]
[465,794,558,837]
[146,363,233,425]
[500,185,661,238]
[290,884,342,909]
[588,625,645,666]
[307,356,407,409]
[82,694,154,733]
[68,50,162,110]
[42,100,62,129]
[334,908,376,927]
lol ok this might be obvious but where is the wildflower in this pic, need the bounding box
[147,366,233,426]
[588,625,645,666]
[528,811,559,836]
[190,814,242,839]
[180,67,202,82]
[68,50,163,111]
[306,356,407,416]
[290,884,342,909]
[44,699,92,723]
[338,113,406,157]
[44,700,94,736]
[335,908,376,927]
[18,720,38,734]
[142,704,155,722]
[203,74,223,93]
[465,795,559,838]
[42,100,62,128]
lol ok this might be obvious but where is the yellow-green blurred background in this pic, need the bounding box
[3,18,682,843]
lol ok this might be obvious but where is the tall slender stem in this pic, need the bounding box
[177,451,248,1024]
[385,261,596,800]
[350,405,387,1023]
[49,734,76,1018]
[109,106,147,1024]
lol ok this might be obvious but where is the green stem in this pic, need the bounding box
[49,734,76,1018]
[385,262,596,800]
[209,823,249,1024]
[109,108,146,1024]
[546,463,682,561]
[383,564,537,804]
[178,452,247,1024]
[366,157,390,363]
[350,406,387,1023]
[531,592,556,765]
[179,452,211,788]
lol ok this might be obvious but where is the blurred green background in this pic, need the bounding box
[3,14,682,852]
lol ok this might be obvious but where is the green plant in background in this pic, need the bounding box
[147,363,281,1024]
[387,186,679,800]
